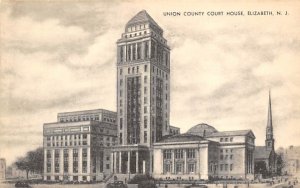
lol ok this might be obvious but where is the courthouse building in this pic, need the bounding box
[43,109,117,181]
[43,10,257,182]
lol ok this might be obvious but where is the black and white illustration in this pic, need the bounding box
[0,1,300,188]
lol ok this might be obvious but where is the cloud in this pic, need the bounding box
[1,8,90,51]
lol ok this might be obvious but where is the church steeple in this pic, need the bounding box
[265,90,275,151]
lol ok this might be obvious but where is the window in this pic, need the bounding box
[144,116,148,128]
[175,149,183,159]
[144,76,147,83]
[163,150,172,159]
[225,138,228,142]
[220,164,224,171]
[188,163,195,173]
[120,79,123,86]
[144,106,147,113]
[225,164,228,171]
[220,155,223,160]
[120,90,122,97]
[230,155,233,159]
[230,137,233,142]
[144,41,149,58]
[144,65,148,72]
[119,133,123,144]
[120,118,123,129]
[120,68,123,75]
[220,138,223,142]
[144,131,147,143]
[176,163,182,174]
[144,97,147,104]
[164,164,171,173]
[187,149,195,158]
[230,164,233,171]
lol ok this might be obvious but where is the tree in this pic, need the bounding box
[254,161,268,178]
[14,147,44,179]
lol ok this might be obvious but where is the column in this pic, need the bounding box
[87,147,90,174]
[127,151,131,174]
[59,149,64,179]
[171,150,175,174]
[184,149,187,174]
[130,44,133,61]
[111,152,115,173]
[119,152,122,173]
[44,149,47,177]
[78,148,82,177]
[136,151,139,174]
[69,148,73,180]
[51,149,55,175]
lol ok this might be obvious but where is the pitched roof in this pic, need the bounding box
[159,133,206,143]
[206,130,255,138]
[254,146,272,159]
[126,10,162,31]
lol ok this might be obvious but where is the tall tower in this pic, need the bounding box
[116,10,170,147]
[265,91,275,151]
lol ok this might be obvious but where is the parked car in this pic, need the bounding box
[106,181,128,188]
[15,182,31,188]
[185,184,208,188]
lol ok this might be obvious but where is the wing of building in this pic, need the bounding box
[153,124,255,180]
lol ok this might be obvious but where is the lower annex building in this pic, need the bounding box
[153,124,255,180]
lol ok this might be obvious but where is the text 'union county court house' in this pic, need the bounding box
[43,10,264,182]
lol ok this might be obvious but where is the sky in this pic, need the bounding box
[0,0,300,165]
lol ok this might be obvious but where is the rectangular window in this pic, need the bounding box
[230,137,233,142]
[120,118,123,129]
[144,76,147,83]
[220,164,224,171]
[137,43,142,59]
[220,155,223,160]
[132,44,136,60]
[127,45,131,61]
[144,116,148,128]
[106,164,110,169]
[144,41,149,59]
[144,131,147,143]
[164,164,171,173]
[176,163,182,174]
[144,106,147,113]
[163,150,172,159]
[144,65,148,72]
[175,149,183,159]
[187,149,195,158]
[230,164,233,171]
[144,97,147,104]
[225,164,228,171]
[188,163,195,173]
[120,133,123,144]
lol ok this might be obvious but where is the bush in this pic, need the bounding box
[128,174,157,188]
[138,180,157,188]
[128,174,154,184]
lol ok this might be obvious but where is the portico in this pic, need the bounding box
[111,145,150,174]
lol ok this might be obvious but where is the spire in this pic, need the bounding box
[267,90,273,128]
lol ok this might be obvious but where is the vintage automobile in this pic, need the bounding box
[15,181,31,188]
[185,184,208,188]
[106,181,128,188]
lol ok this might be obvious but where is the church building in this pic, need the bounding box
[254,92,278,178]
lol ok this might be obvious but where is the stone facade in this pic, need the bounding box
[43,109,117,181]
